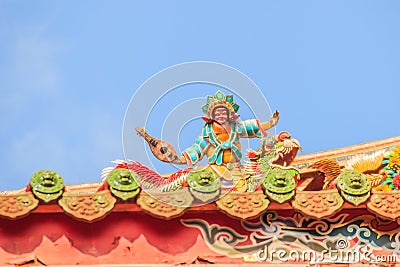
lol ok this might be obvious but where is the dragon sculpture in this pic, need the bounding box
[101,131,301,193]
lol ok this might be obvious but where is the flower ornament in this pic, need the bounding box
[393,173,400,190]
[379,145,400,191]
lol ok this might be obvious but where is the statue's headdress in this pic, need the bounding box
[202,90,240,120]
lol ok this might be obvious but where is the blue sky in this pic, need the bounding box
[1,1,399,190]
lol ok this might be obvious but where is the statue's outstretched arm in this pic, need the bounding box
[260,110,280,131]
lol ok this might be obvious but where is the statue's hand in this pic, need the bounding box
[269,110,280,127]
[165,151,181,164]
[260,110,280,131]
[171,155,188,165]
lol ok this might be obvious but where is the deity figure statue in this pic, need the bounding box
[136,90,279,192]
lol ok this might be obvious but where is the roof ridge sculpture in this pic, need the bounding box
[0,135,399,221]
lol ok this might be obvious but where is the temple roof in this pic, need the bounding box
[1,136,400,222]
[292,135,400,168]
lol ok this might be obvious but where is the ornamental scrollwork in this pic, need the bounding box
[367,191,400,220]
[58,190,116,222]
[136,188,193,219]
[292,189,344,219]
[216,191,270,219]
[0,192,39,219]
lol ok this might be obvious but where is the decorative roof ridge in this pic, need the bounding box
[0,136,399,221]
[64,182,103,193]
[292,135,400,168]
[0,188,26,196]
[1,136,398,194]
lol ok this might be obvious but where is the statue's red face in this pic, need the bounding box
[213,107,229,125]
